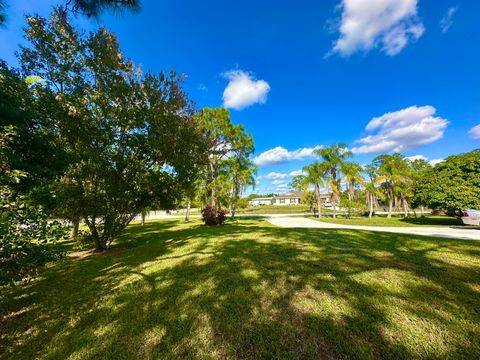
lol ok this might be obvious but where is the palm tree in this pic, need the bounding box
[341,161,364,201]
[373,154,411,218]
[291,161,327,218]
[315,143,352,218]
[363,164,382,218]
[223,157,256,220]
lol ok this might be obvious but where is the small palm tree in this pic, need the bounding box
[291,161,327,218]
[315,143,352,218]
[341,161,364,201]
[373,154,411,218]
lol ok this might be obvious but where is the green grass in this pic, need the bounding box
[311,215,464,227]
[1,219,480,359]
[237,205,313,214]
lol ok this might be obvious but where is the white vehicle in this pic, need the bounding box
[461,210,480,226]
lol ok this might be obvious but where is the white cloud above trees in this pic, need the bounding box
[253,146,321,166]
[222,70,270,110]
[351,105,448,154]
[329,0,424,56]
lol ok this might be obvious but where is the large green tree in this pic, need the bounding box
[416,149,480,214]
[19,11,205,250]
[1,64,70,284]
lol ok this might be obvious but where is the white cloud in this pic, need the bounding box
[440,7,458,33]
[429,159,444,166]
[253,146,321,166]
[222,70,270,110]
[469,124,480,140]
[260,172,290,180]
[271,179,287,185]
[289,169,305,177]
[351,105,448,154]
[329,0,424,56]
[406,155,427,162]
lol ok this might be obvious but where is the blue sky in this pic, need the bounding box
[1,0,480,194]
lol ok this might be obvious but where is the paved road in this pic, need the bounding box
[267,216,480,241]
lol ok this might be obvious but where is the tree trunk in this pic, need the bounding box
[420,205,425,217]
[388,196,393,218]
[210,162,218,209]
[185,201,191,222]
[72,220,79,242]
[369,194,374,219]
[141,210,146,226]
[403,197,408,217]
[231,204,236,220]
[315,184,322,218]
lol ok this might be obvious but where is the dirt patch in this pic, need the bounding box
[68,247,124,259]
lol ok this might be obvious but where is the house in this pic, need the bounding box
[249,191,303,206]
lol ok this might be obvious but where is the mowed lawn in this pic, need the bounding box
[312,215,465,227]
[1,219,480,359]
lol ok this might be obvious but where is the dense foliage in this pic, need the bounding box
[201,206,226,226]
[17,12,206,249]
[415,149,480,214]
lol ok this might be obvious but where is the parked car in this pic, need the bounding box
[461,210,480,226]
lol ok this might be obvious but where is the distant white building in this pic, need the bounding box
[249,191,303,206]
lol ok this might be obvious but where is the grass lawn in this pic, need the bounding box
[311,215,464,227]
[1,219,480,359]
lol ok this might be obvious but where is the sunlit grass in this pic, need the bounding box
[311,215,464,227]
[1,219,480,359]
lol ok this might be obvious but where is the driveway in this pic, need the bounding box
[267,216,480,241]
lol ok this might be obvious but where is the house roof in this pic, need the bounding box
[272,190,303,199]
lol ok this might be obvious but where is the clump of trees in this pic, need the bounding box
[291,143,480,219]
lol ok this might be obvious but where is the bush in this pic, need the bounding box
[201,206,226,226]
[340,198,367,218]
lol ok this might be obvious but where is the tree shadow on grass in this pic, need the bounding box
[1,219,480,359]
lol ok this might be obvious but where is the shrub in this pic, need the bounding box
[201,206,226,226]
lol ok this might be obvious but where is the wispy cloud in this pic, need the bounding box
[328,0,424,57]
[253,146,321,166]
[440,6,458,33]
[222,70,270,110]
[351,105,448,154]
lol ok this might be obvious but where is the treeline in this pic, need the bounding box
[291,143,480,218]
[0,10,254,284]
